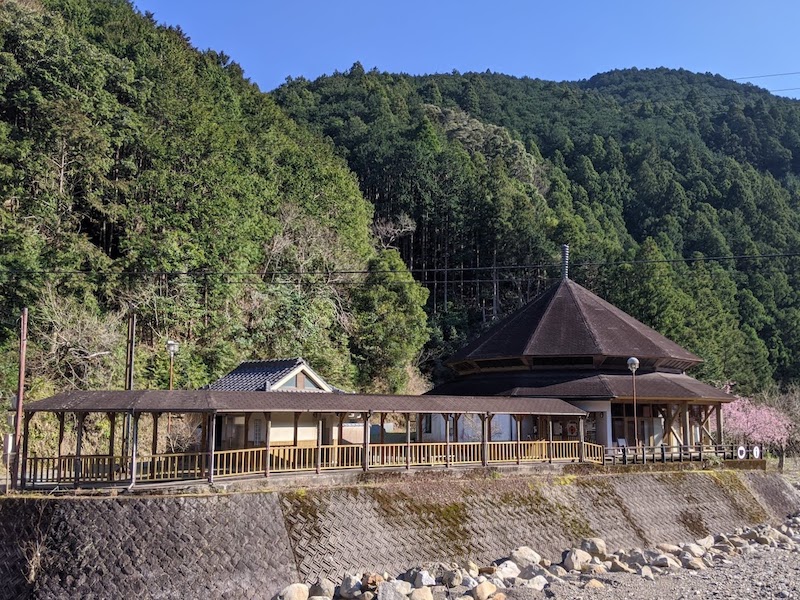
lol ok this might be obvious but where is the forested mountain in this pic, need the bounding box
[0,0,429,405]
[273,65,800,391]
[3,0,800,416]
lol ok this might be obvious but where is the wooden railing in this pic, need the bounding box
[269,446,316,472]
[321,444,363,469]
[27,441,745,487]
[26,455,127,484]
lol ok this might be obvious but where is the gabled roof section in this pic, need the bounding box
[204,358,335,392]
[448,278,701,367]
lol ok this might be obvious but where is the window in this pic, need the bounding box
[304,377,321,390]
[253,419,263,445]
[421,414,432,434]
[280,375,298,389]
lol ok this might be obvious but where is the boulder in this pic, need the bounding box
[340,574,363,599]
[696,535,715,549]
[362,593,375,600]
[279,583,309,600]
[414,571,436,588]
[390,581,413,597]
[582,563,607,575]
[584,579,605,590]
[548,565,568,578]
[580,538,608,559]
[378,580,411,600]
[463,561,479,578]
[442,569,463,588]
[518,564,548,580]
[638,565,655,581]
[655,543,682,556]
[563,548,592,572]
[363,573,385,592]
[472,581,496,600]
[651,554,681,570]
[493,560,520,580]
[509,547,541,570]
[681,543,706,558]
[525,576,548,592]
[309,579,336,599]
[461,575,479,590]
[410,588,433,600]
[680,554,706,570]
[609,558,634,573]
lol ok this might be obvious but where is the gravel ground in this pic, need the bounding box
[504,545,800,600]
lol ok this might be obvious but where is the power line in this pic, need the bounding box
[733,71,800,81]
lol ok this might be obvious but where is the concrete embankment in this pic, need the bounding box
[0,465,797,599]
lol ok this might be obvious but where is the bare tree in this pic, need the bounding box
[372,213,416,250]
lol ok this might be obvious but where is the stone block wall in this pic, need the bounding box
[0,469,797,599]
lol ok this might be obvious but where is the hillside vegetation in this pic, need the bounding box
[0,0,428,414]
[273,65,800,391]
[4,0,800,430]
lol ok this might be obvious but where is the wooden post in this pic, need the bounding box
[487,414,494,442]
[293,412,300,448]
[682,404,691,453]
[379,412,386,467]
[20,412,31,491]
[453,414,461,443]
[338,413,345,446]
[74,412,86,487]
[151,412,161,480]
[444,413,451,468]
[316,415,322,474]
[515,415,521,465]
[405,412,411,470]
[57,413,65,482]
[208,413,216,484]
[130,413,140,488]
[547,418,554,464]
[108,412,116,482]
[578,417,585,462]
[199,414,208,478]
[362,412,370,472]
[715,403,724,446]
[244,413,252,449]
[264,412,271,478]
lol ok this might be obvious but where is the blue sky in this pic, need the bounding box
[133,1,800,98]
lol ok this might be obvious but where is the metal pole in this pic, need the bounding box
[12,308,28,489]
[632,371,638,448]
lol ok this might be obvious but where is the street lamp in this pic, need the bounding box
[166,340,179,390]
[627,357,640,448]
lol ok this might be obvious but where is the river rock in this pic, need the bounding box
[655,543,682,556]
[494,560,520,580]
[525,576,548,592]
[580,537,608,559]
[639,565,655,581]
[548,565,568,578]
[696,535,715,549]
[409,587,433,600]
[584,579,605,590]
[563,548,592,572]
[609,558,634,573]
[340,574,363,599]
[651,553,681,570]
[681,543,706,557]
[279,583,309,600]
[310,578,336,599]
[472,581,496,600]
[363,573,385,592]
[442,569,463,588]
[378,580,411,600]
[509,547,541,569]
[414,571,436,588]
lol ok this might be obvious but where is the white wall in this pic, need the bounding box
[426,413,517,442]
[564,400,611,447]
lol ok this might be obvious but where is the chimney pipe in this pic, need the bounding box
[561,244,569,280]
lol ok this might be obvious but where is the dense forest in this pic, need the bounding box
[4,0,800,433]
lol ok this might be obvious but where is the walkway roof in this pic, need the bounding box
[24,390,587,417]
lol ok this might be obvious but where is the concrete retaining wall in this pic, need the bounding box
[0,468,797,599]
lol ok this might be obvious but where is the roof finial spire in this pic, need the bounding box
[561,244,569,280]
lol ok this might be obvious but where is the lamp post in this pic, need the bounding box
[166,340,179,390]
[627,357,639,448]
[166,340,179,435]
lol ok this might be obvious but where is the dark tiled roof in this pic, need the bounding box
[429,370,733,402]
[25,390,585,416]
[205,358,319,391]
[448,278,701,367]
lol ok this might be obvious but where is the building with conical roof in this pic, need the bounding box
[428,246,733,449]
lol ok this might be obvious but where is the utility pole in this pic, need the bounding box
[11,308,28,490]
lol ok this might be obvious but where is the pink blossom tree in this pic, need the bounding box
[723,396,792,468]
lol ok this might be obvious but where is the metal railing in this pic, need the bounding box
[605,444,738,465]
